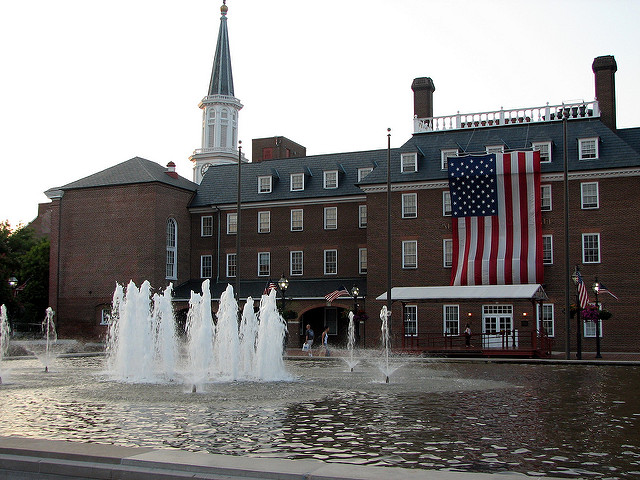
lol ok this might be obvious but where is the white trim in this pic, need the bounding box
[359,247,367,274]
[324,249,338,275]
[323,170,338,189]
[290,208,303,231]
[443,238,453,268]
[258,175,272,193]
[402,240,418,269]
[324,206,338,229]
[201,215,213,237]
[290,250,303,276]
[401,193,417,218]
[377,284,548,301]
[578,137,599,160]
[401,152,418,173]
[532,141,552,163]
[541,184,552,211]
[257,251,271,276]
[258,211,271,233]
[582,233,601,264]
[290,172,305,191]
[542,234,553,265]
[580,181,599,209]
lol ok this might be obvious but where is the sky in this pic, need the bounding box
[1,0,639,228]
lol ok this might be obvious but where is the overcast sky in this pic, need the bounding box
[2,0,639,227]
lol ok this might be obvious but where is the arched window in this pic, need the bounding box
[166,218,177,279]
[220,108,229,148]
[206,109,216,148]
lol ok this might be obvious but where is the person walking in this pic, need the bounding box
[303,324,314,356]
[464,323,472,347]
[321,326,330,357]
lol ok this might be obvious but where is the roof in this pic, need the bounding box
[376,284,548,302]
[59,157,197,192]
[208,5,234,97]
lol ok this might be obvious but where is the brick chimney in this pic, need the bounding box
[411,77,435,119]
[592,55,617,130]
[165,161,178,179]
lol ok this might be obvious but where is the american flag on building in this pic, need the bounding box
[263,281,277,295]
[448,151,543,286]
[325,286,350,303]
[576,270,590,309]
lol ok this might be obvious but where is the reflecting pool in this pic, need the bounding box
[1,356,639,478]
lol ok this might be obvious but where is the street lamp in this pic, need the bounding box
[278,274,289,313]
[592,278,602,359]
[350,285,359,313]
[571,267,582,360]
[8,277,18,289]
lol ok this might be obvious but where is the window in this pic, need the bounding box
[258,252,270,276]
[358,167,373,182]
[441,149,458,170]
[324,249,337,275]
[532,141,552,163]
[201,216,213,237]
[100,308,111,326]
[359,205,367,228]
[584,319,603,338]
[227,213,237,234]
[200,255,212,278]
[166,218,177,279]
[359,248,367,274]
[402,240,417,269]
[404,305,417,336]
[402,193,417,218]
[324,206,337,229]
[582,233,600,263]
[538,304,555,337]
[486,145,504,154]
[541,184,552,211]
[401,153,418,173]
[290,251,303,276]
[443,239,453,268]
[226,253,236,278]
[443,191,452,216]
[290,173,304,191]
[258,176,272,193]
[581,182,599,209]
[542,235,553,265]
[291,209,303,231]
[443,305,459,335]
[578,137,599,160]
[258,211,271,233]
[262,147,273,160]
[323,170,338,189]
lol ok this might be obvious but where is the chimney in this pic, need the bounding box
[165,161,178,179]
[592,55,617,130]
[411,77,435,119]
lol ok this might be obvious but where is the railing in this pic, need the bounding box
[414,100,599,133]
[192,146,238,155]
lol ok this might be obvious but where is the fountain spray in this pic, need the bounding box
[0,304,9,384]
[380,306,390,383]
[42,308,57,373]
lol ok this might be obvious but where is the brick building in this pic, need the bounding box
[40,3,640,355]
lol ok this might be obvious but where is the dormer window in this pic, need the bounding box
[358,167,373,182]
[441,149,458,170]
[401,153,418,173]
[579,137,599,160]
[486,145,504,154]
[532,141,552,163]
[290,173,304,191]
[258,175,272,193]
[323,170,338,189]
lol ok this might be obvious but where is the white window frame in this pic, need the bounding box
[323,170,338,189]
[358,167,373,182]
[402,193,417,218]
[532,141,552,163]
[443,238,453,268]
[324,249,337,275]
[166,218,177,280]
[582,233,601,264]
[324,206,337,230]
[200,255,212,278]
[359,248,367,274]
[537,303,555,337]
[226,253,236,278]
[404,305,418,336]
[584,319,603,338]
[581,182,599,209]
[542,234,553,265]
[290,173,305,191]
[578,137,599,160]
[443,304,460,335]
[401,152,418,173]
[258,211,271,233]
[201,215,213,237]
[541,184,552,211]
[359,204,367,228]
[290,208,303,232]
[258,175,272,193]
[290,250,303,276]
[486,145,504,154]
[258,252,271,277]
[443,191,452,216]
[227,213,237,235]
[100,308,111,326]
[441,149,458,170]
[402,240,417,269]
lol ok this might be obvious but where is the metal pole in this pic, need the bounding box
[386,128,392,347]
[562,114,571,360]
[235,141,242,303]
[594,279,602,358]
[575,266,582,360]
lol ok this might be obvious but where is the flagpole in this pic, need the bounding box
[386,128,392,347]
[563,112,571,360]
[236,141,242,305]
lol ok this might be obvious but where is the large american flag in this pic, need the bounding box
[325,286,350,303]
[576,270,590,309]
[448,151,542,286]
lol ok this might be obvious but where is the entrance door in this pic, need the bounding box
[482,305,514,348]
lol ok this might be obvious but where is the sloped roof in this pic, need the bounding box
[59,157,197,192]
[377,285,548,302]
[208,6,234,97]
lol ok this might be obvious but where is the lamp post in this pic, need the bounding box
[278,273,289,314]
[571,267,582,360]
[592,278,602,359]
[8,277,18,294]
[351,284,361,346]
[235,141,242,304]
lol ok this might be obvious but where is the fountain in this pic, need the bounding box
[344,311,359,372]
[379,305,396,383]
[40,307,57,373]
[0,304,9,384]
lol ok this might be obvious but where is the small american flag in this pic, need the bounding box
[598,282,619,300]
[325,286,349,303]
[576,270,590,309]
[263,281,277,295]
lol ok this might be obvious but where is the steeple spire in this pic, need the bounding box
[208,0,234,97]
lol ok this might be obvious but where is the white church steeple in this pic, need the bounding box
[190,1,244,184]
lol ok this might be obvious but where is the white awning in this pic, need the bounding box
[376,284,548,302]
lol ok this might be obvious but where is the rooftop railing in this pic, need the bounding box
[414,100,600,133]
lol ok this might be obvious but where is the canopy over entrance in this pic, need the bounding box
[376,284,548,302]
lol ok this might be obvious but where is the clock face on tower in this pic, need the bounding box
[201,163,212,176]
